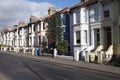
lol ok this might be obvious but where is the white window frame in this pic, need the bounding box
[103,4,110,18]
[75,31,81,44]
[73,11,80,24]
[90,6,99,22]
[83,30,87,44]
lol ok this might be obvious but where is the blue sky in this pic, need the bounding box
[29,0,80,9]
[0,0,81,29]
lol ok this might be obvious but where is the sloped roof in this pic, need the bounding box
[70,0,97,10]
[60,7,70,14]
[18,22,26,28]
[84,0,97,6]
[3,29,9,33]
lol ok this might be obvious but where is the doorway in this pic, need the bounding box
[104,28,112,49]
[94,29,100,48]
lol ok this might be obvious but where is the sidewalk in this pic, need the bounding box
[1,51,120,75]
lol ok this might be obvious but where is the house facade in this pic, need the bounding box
[17,22,26,52]
[70,1,89,58]
[0,0,120,62]
[0,16,47,54]
[70,0,120,62]
[1,7,54,54]
[59,8,71,55]
[112,0,120,56]
[13,25,19,52]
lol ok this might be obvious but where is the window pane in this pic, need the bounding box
[84,30,87,43]
[74,11,80,24]
[90,8,94,22]
[76,11,80,24]
[43,23,45,30]
[104,4,110,18]
[84,9,87,22]
[76,31,80,44]
[94,7,99,21]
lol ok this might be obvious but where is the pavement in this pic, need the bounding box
[1,51,120,75]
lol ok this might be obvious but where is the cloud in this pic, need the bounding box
[0,0,54,29]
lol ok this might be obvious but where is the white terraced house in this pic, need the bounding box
[17,22,27,52]
[86,0,120,62]
[26,16,48,55]
[1,16,49,55]
[1,0,120,63]
[70,0,120,62]
[69,0,89,60]
[2,29,8,48]
[13,25,19,52]
[1,7,56,55]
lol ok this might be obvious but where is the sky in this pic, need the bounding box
[0,0,80,29]
[30,0,80,9]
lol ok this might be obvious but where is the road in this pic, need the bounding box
[0,52,120,80]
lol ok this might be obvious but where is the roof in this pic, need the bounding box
[84,0,98,6]
[29,15,39,23]
[59,7,70,14]
[3,29,9,33]
[18,22,26,28]
[70,0,97,10]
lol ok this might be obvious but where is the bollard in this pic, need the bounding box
[85,51,89,62]
[74,50,79,61]
[23,49,25,54]
[97,52,102,64]
[53,48,57,58]
[39,48,42,56]
[32,48,35,56]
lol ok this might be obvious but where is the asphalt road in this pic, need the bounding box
[0,52,120,80]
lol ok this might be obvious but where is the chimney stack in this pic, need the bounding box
[14,25,18,29]
[48,7,56,15]
[30,15,38,22]
[19,22,25,27]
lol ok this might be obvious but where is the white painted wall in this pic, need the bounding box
[71,7,89,53]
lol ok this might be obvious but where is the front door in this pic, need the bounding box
[106,28,112,49]
[95,29,100,48]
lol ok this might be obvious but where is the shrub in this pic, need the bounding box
[56,40,69,55]
[110,55,120,67]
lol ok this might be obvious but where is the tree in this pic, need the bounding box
[46,11,69,55]
[56,40,69,55]
[41,40,48,53]
[46,12,62,48]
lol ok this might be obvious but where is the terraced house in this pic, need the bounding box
[0,0,120,63]
[70,0,120,63]
[69,0,89,59]
[112,0,120,57]
[0,7,57,55]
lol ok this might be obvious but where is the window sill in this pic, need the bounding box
[73,23,80,26]
[74,44,81,47]
[90,20,100,23]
